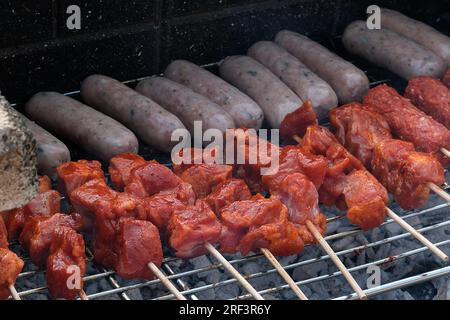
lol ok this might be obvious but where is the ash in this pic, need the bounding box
[11,173,450,300]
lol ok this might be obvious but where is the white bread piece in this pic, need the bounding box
[0,94,38,211]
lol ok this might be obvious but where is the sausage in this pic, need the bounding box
[380,8,450,67]
[81,74,186,152]
[275,30,369,104]
[342,20,447,80]
[219,55,302,129]
[135,77,235,134]
[25,92,139,161]
[164,60,264,129]
[405,76,450,129]
[22,116,70,178]
[247,41,338,120]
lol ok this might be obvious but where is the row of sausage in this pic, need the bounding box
[20,8,450,177]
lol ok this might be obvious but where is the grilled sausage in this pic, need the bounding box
[275,30,369,104]
[380,8,450,67]
[135,77,235,134]
[247,41,338,120]
[23,117,70,178]
[81,74,186,152]
[165,60,264,129]
[25,92,139,161]
[342,20,447,80]
[219,55,302,129]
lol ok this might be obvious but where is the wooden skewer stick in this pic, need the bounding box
[148,262,187,300]
[428,182,450,203]
[386,208,448,261]
[204,242,264,300]
[79,289,89,300]
[260,248,308,300]
[441,147,450,158]
[8,285,20,300]
[305,221,367,300]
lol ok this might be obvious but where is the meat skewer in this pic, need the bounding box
[57,160,188,300]
[172,152,307,300]
[363,84,450,166]
[225,128,366,299]
[285,102,448,261]
[108,155,269,300]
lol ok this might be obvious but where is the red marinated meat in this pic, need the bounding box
[114,218,163,280]
[204,179,252,214]
[220,197,303,255]
[405,76,450,129]
[300,125,388,230]
[125,161,182,198]
[143,182,195,233]
[179,164,233,198]
[56,160,105,196]
[330,102,445,210]
[93,193,147,268]
[47,226,86,300]
[0,218,7,249]
[108,153,147,190]
[372,139,444,209]
[172,147,222,175]
[363,84,450,166]
[167,200,222,258]
[38,175,52,193]
[443,69,450,88]
[225,128,280,193]
[271,173,326,244]
[19,213,83,266]
[280,100,319,144]
[0,248,24,300]
[262,145,327,190]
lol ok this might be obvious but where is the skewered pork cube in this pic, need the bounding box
[47,226,85,300]
[167,200,222,258]
[108,153,147,190]
[179,164,233,198]
[114,218,163,280]
[0,218,7,249]
[19,213,83,266]
[56,160,105,196]
[204,178,252,214]
[0,248,24,300]
[125,161,183,198]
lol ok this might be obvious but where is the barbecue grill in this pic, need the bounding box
[2,0,450,300]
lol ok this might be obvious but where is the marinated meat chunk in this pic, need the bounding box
[19,213,83,266]
[167,200,222,258]
[405,76,450,129]
[114,218,163,280]
[143,182,195,232]
[220,197,303,255]
[47,226,86,300]
[0,218,7,249]
[0,248,24,300]
[364,84,450,166]
[56,160,105,196]
[280,100,319,144]
[443,69,450,88]
[179,164,233,198]
[125,161,182,198]
[330,102,445,210]
[108,153,147,190]
[204,179,252,214]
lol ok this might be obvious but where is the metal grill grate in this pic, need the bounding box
[6,37,450,300]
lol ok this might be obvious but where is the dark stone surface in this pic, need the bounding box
[161,0,340,68]
[164,0,268,17]
[56,0,159,36]
[0,1,54,48]
[0,26,159,103]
